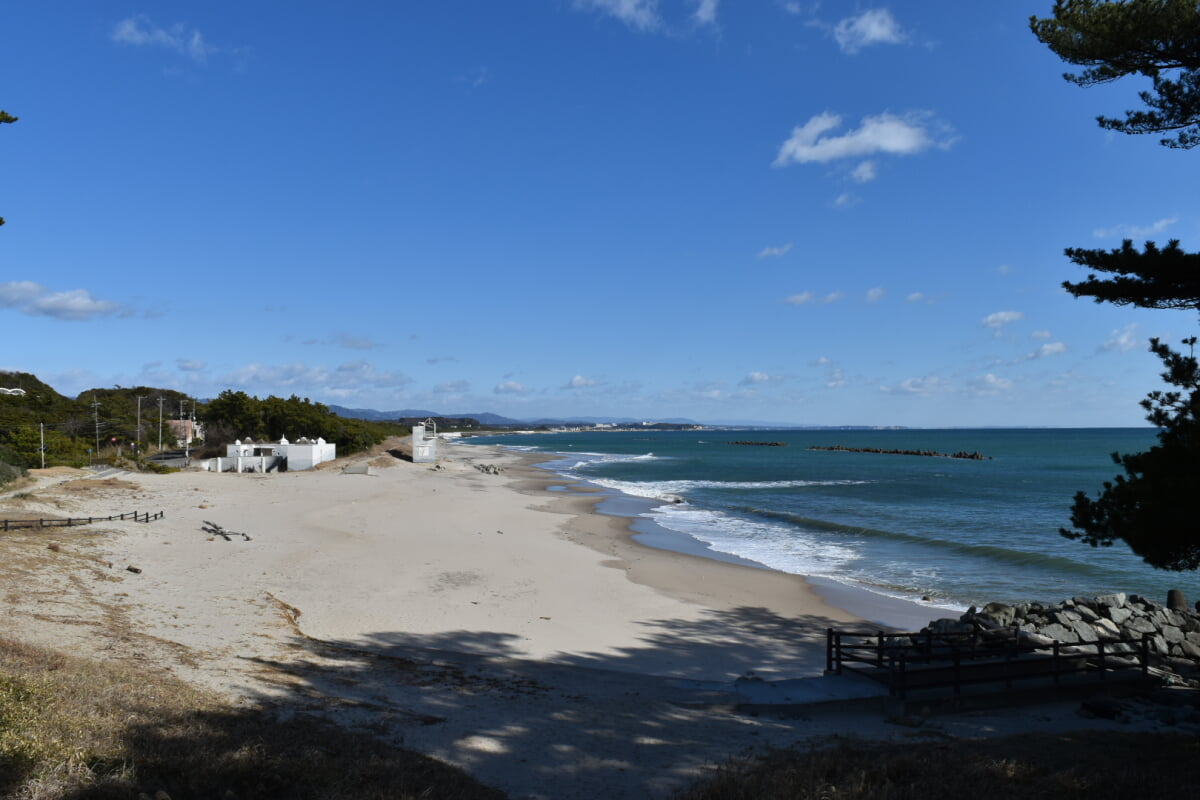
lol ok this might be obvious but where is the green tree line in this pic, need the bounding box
[199,389,399,455]
[0,373,403,478]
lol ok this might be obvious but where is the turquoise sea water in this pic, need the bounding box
[467,428,1200,611]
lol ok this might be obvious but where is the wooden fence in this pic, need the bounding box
[1,511,164,531]
[827,626,1152,698]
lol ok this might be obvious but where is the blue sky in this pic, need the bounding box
[2,2,1196,426]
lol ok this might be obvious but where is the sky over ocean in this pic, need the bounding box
[2,2,1196,427]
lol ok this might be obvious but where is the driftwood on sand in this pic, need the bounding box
[202,520,252,542]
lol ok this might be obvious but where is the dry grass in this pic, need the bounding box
[678,730,1200,800]
[0,636,507,799]
[56,479,140,494]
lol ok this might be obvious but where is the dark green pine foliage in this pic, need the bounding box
[1058,246,1200,570]
[1031,0,1200,148]
[1034,2,1200,570]
[1062,239,1200,310]
[1062,338,1200,570]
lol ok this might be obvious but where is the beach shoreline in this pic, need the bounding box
[1,440,874,687]
[1,438,1190,799]
[489,441,953,633]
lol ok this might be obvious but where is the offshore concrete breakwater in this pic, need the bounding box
[810,445,990,460]
[727,440,787,447]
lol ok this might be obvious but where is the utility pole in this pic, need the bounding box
[39,422,45,469]
[158,397,164,452]
[180,399,191,461]
[136,395,146,446]
[92,395,101,460]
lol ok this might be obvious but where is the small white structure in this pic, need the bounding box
[283,436,337,470]
[412,420,437,463]
[202,435,336,473]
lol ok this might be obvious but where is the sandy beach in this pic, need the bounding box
[0,439,1184,799]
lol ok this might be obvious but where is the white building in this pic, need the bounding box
[412,422,437,463]
[202,436,336,473]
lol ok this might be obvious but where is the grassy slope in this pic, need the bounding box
[0,636,506,799]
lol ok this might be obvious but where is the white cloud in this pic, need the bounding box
[786,291,843,305]
[758,243,793,259]
[881,375,944,395]
[176,359,206,372]
[565,374,599,388]
[0,281,123,321]
[1093,217,1178,239]
[336,333,377,350]
[1031,330,1052,340]
[495,380,530,395]
[826,367,846,388]
[866,287,885,304]
[1036,342,1068,358]
[812,356,833,366]
[906,292,924,303]
[223,361,412,392]
[774,111,955,168]
[691,0,719,25]
[1011,342,1068,363]
[112,15,212,63]
[982,310,1024,331]
[833,192,859,208]
[850,160,878,183]
[969,373,1013,394]
[574,0,660,31]
[833,9,907,54]
[739,371,776,386]
[1100,323,1140,353]
[434,380,469,393]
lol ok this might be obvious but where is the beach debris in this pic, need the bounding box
[126,565,142,574]
[474,463,503,474]
[201,520,252,542]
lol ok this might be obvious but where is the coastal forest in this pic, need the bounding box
[0,372,401,483]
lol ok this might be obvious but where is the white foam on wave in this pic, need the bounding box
[644,503,859,577]
[548,452,661,478]
[584,477,865,499]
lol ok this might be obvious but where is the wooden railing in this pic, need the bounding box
[1,511,164,531]
[827,627,1152,698]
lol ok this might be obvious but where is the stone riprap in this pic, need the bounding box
[923,593,1200,687]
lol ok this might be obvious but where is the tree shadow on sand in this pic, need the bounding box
[18,607,865,798]
[225,606,856,798]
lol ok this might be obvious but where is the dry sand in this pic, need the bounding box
[0,440,1188,799]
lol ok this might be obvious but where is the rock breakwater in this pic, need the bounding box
[924,593,1200,686]
[727,440,787,447]
[810,445,988,460]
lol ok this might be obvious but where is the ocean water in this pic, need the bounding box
[466,428,1200,611]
